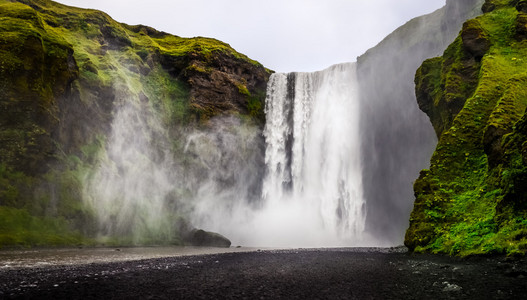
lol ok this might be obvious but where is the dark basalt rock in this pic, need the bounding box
[185,229,232,248]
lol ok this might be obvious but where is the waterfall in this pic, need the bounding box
[259,63,367,246]
[80,62,369,247]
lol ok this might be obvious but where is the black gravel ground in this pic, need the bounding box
[1,247,526,299]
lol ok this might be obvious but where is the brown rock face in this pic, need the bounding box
[159,50,270,123]
[186,52,269,118]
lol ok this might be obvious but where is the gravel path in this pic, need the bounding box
[1,248,526,299]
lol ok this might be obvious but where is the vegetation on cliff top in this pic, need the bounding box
[0,0,270,247]
[406,0,527,256]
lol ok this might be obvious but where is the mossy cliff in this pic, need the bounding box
[406,0,527,255]
[356,0,484,244]
[0,0,270,247]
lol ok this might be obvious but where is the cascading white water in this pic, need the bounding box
[178,63,369,247]
[257,63,367,246]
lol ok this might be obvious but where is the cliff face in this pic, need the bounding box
[0,0,269,171]
[356,0,484,244]
[0,0,269,246]
[406,0,527,255]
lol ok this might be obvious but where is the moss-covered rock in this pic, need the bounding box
[407,0,527,255]
[0,0,270,247]
[461,19,491,59]
[0,0,78,174]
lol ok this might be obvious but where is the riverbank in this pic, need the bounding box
[1,247,525,299]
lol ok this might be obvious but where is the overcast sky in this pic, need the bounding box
[54,0,446,72]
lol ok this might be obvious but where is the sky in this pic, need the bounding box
[54,0,446,72]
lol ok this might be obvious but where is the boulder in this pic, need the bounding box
[185,229,232,248]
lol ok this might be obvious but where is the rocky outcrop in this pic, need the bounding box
[0,0,270,247]
[177,50,269,122]
[1,0,270,173]
[406,0,527,255]
[415,32,483,138]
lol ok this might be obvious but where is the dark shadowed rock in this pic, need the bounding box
[516,13,527,40]
[516,0,527,13]
[481,1,496,12]
[483,124,509,168]
[185,229,231,248]
[461,19,491,60]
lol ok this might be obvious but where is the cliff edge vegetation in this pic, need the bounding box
[406,0,527,256]
[0,0,270,247]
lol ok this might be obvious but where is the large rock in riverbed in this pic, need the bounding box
[185,229,232,248]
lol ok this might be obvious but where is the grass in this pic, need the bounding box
[0,206,91,248]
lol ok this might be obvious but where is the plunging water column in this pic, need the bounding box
[256,63,367,246]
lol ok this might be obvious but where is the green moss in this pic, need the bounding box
[152,35,262,67]
[247,91,266,123]
[144,65,191,125]
[237,82,251,96]
[0,206,91,248]
[186,62,208,74]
